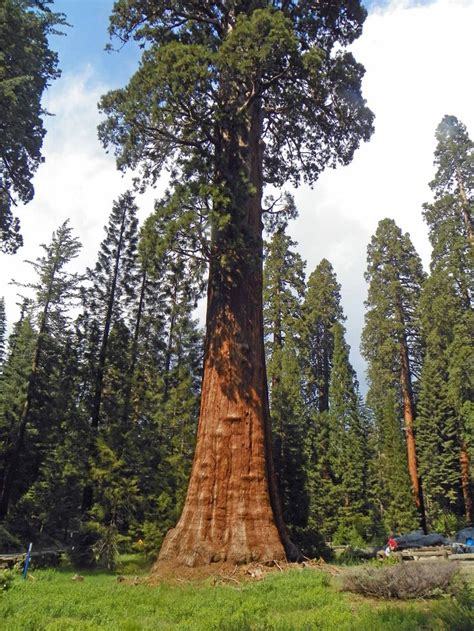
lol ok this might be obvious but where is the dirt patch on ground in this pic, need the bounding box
[138,557,342,587]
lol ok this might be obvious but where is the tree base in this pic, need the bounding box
[156,522,286,568]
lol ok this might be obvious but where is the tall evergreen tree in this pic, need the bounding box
[0,0,65,253]
[0,221,82,518]
[79,192,139,514]
[301,259,345,541]
[376,391,419,534]
[361,218,427,531]
[328,322,372,543]
[88,191,139,431]
[263,226,307,532]
[117,217,204,555]
[0,308,36,519]
[0,298,6,368]
[100,1,373,566]
[423,115,474,259]
[416,283,463,530]
[418,115,473,525]
[302,259,345,415]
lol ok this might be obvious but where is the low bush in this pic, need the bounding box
[68,522,102,568]
[342,561,461,599]
[0,569,15,593]
[337,546,376,565]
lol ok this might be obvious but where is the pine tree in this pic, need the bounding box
[361,218,426,531]
[100,1,374,566]
[423,115,474,260]
[0,0,65,253]
[301,260,346,541]
[263,227,307,532]
[377,391,419,535]
[10,329,89,541]
[416,273,472,528]
[0,309,36,519]
[0,221,82,518]
[0,298,6,368]
[328,322,372,544]
[88,191,139,431]
[418,115,473,525]
[302,259,345,416]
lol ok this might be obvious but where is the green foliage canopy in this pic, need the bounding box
[0,0,65,253]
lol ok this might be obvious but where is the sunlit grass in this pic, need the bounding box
[0,559,472,630]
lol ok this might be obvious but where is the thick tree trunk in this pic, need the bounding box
[460,442,473,524]
[400,340,427,533]
[156,101,297,567]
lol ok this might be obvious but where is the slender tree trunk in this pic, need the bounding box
[317,339,330,414]
[399,338,427,533]
[163,279,178,401]
[460,442,473,523]
[90,210,126,431]
[122,267,147,425]
[156,101,297,567]
[82,209,127,514]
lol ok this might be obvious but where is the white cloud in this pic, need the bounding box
[1,0,473,391]
[0,66,162,329]
[287,0,474,387]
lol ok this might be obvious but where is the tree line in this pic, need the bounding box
[0,114,472,564]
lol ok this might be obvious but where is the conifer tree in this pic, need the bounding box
[0,298,6,368]
[377,391,419,534]
[301,259,345,540]
[0,0,65,253]
[0,308,35,518]
[418,115,473,525]
[302,259,345,415]
[328,322,372,543]
[100,1,373,565]
[0,221,82,518]
[88,192,139,432]
[263,226,307,532]
[361,218,426,531]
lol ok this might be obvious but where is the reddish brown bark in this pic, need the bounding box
[460,442,473,524]
[400,336,427,533]
[156,102,297,568]
[456,167,474,248]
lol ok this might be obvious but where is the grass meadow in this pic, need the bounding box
[1,557,473,630]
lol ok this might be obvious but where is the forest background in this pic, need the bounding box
[0,0,472,564]
[1,0,474,382]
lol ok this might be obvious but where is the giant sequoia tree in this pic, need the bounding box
[100,1,373,566]
[361,218,426,531]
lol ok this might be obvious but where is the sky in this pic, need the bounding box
[1,0,473,391]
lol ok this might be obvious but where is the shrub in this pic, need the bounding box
[132,522,164,560]
[337,546,375,565]
[68,522,102,568]
[342,561,461,599]
[0,569,15,593]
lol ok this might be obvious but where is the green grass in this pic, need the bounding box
[0,561,472,630]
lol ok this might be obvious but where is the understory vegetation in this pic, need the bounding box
[0,0,472,574]
[1,561,473,631]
